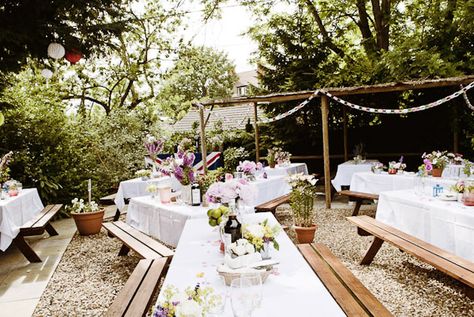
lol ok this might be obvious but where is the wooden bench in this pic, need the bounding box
[298,243,392,317]
[105,258,170,317]
[100,193,124,221]
[339,190,379,216]
[255,194,290,214]
[103,221,174,259]
[14,204,63,263]
[347,215,474,288]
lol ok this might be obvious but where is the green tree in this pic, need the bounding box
[158,46,237,120]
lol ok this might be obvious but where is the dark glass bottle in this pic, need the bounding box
[223,200,241,244]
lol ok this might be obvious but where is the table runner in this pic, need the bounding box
[0,188,44,251]
[157,212,345,316]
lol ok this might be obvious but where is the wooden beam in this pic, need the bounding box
[198,105,208,174]
[343,107,348,161]
[198,75,474,107]
[254,103,260,162]
[321,95,331,209]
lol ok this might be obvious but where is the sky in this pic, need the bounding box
[181,2,258,72]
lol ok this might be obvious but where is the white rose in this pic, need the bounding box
[234,245,246,256]
[175,299,202,317]
[245,243,255,254]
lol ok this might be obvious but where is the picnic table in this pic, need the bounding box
[156,212,346,316]
[0,188,44,251]
[263,162,308,177]
[331,160,379,192]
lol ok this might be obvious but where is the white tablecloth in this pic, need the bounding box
[264,163,308,177]
[114,176,181,211]
[376,190,474,262]
[350,172,456,195]
[126,196,208,247]
[252,176,291,206]
[157,213,345,316]
[331,160,379,192]
[0,188,44,251]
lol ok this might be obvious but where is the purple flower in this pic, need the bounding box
[399,156,404,163]
[153,305,169,317]
[183,152,195,167]
[174,166,184,182]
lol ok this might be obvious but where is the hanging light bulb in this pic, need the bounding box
[47,43,65,59]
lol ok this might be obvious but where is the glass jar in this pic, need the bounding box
[462,180,474,206]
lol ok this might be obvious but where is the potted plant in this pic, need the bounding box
[69,198,104,235]
[287,173,318,243]
[266,148,277,168]
[421,151,449,177]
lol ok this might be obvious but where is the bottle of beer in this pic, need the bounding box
[191,182,201,206]
[223,199,242,245]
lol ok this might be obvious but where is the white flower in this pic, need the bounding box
[175,299,203,317]
[245,243,255,254]
[245,224,264,238]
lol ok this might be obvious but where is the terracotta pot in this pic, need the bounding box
[293,224,317,243]
[71,209,104,236]
[431,168,443,177]
[269,162,276,168]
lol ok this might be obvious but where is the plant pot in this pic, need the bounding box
[269,162,276,168]
[293,224,317,243]
[462,192,474,206]
[388,168,397,175]
[71,209,105,236]
[431,168,443,177]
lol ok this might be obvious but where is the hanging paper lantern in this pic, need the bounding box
[65,49,82,64]
[47,43,65,59]
[41,68,53,79]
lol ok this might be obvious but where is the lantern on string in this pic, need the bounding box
[47,43,65,59]
[65,49,82,64]
[41,68,53,79]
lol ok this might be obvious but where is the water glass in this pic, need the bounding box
[208,276,227,316]
[230,278,255,317]
[241,273,263,309]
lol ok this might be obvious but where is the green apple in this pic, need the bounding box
[209,218,217,227]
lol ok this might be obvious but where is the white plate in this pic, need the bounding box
[438,194,457,201]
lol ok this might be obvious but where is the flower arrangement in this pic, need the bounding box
[146,184,158,195]
[236,160,263,176]
[243,219,280,252]
[464,160,473,177]
[0,151,13,183]
[160,149,196,186]
[69,198,100,214]
[135,169,152,179]
[197,168,225,195]
[371,162,385,174]
[144,134,164,160]
[421,151,450,170]
[266,147,279,167]
[451,153,464,165]
[154,284,223,317]
[388,156,406,174]
[205,176,256,205]
[229,238,256,257]
[287,173,318,227]
[275,150,291,166]
[418,159,432,176]
[451,180,465,194]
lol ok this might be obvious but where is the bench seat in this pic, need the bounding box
[347,215,474,288]
[14,204,62,263]
[298,243,392,317]
[103,221,174,259]
[255,194,290,214]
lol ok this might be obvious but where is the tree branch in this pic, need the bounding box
[63,95,111,114]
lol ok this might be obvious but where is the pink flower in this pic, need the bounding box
[225,173,234,181]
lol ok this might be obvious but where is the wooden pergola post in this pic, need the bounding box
[254,102,260,162]
[198,105,208,174]
[343,107,349,161]
[321,95,331,209]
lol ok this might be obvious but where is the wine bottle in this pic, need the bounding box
[191,183,201,206]
[224,199,242,245]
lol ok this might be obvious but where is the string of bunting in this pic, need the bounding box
[258,91,319,124]
[461,84,474,111]
[319,81,474,114]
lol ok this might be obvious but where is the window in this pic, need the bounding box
[237,86,247,96]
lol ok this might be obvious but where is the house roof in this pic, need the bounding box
[171,103,266,132]
[235,70,259,88]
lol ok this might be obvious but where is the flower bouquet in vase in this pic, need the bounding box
[160,148,196,205]
[144,134,164,176]
[462,181,474,206]
[236,160,263,181]
[275,149,292,167]
[450,180,465,202]
[388,156,406,175]
[371,162,385,174]
[243,219,280,260]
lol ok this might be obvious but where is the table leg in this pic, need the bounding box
[118,244,130,256]
[14,236,42,263]
[45,223,58,236]
[360,237,384,265]
[352,200,363,216]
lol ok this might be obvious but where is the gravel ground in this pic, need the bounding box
[34,206,473,317]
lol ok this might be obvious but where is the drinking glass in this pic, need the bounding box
[241,273,263,309]
[208,276,227,316]
[230,278,254,317]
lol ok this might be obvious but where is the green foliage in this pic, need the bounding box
[158,46,238,120]
[0,68,160,204]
